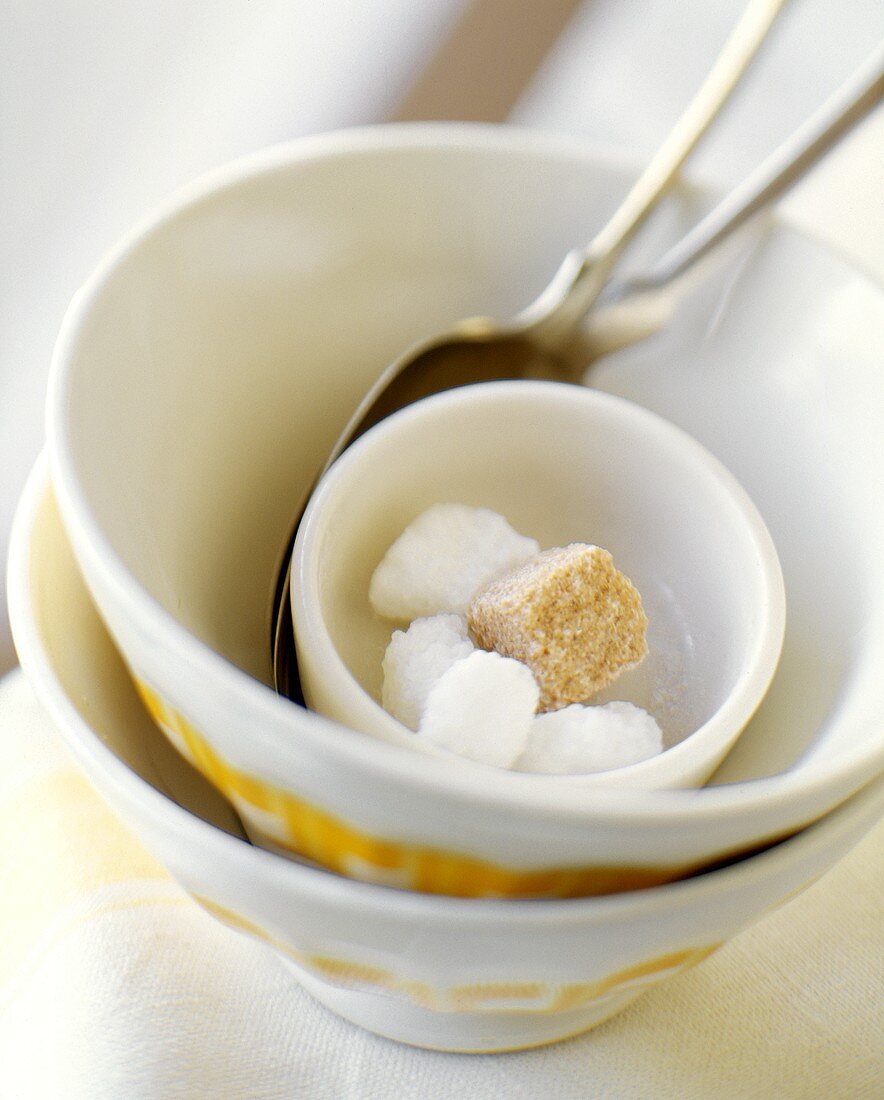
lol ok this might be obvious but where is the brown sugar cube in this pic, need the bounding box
[467,544,648,712]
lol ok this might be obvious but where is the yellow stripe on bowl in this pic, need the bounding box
[136,679,690,899]
[194,894,721,1016]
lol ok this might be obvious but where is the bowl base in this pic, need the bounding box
[283,958,644,1052]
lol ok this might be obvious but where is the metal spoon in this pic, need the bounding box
[271,0,791,697]
[576,41,884,365]
[273,42,883,700]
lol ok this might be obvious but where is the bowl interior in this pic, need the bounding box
[297,381,780,755]
[54,128,884,785]
[595,226,884,784]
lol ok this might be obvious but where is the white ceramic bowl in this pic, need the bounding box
[45,126,884,895]
[9,463,883,1052]
[293,380,785,787]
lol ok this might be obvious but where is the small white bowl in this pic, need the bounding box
[9,462,884,1053]
[293,380,785,788]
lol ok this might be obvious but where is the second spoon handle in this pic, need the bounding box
[523,0,790,344]
[621,39,884,296]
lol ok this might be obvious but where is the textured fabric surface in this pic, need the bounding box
[1,669,882,1098]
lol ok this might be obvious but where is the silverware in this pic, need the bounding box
[579,40,884,364]
[272,0,793,699]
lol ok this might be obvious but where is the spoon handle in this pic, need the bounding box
[617,40,884,297]
[521,0,789,345]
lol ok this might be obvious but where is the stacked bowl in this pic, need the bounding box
[9,126,884,1051]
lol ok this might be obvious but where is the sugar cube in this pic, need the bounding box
[517,701,663,774]
[418,650,539,768]
[468,543,648,711]
[369,503,540,620]
[381,614,475,730]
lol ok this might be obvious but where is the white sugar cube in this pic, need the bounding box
[517,701,663,774]
[381,614,475,731]
[369,504,540,620]
[418,650,539,768]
